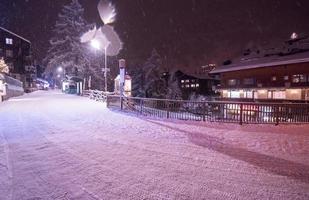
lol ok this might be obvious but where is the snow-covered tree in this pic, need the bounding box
[143,49,167,98]
[0,58,9,74]
[131,66,145,97]
[44,0,91,77]
[166,71,182,99]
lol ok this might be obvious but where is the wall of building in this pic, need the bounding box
[0,28,34,89]
[218,61,309,100]
[220,62,309,90]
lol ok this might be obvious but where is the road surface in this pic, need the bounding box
[0,91,309,200]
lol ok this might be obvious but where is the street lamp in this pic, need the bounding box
[91,39,100,50]
[57,67,63,73]
[90,38,110,92]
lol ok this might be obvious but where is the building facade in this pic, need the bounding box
[210,36,309,101]
[0,27,35,89]
[174,70,220,99]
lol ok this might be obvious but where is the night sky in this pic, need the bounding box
[1,0,309,72]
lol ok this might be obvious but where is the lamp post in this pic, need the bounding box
[90,39,109,92]
[56,67,65,91]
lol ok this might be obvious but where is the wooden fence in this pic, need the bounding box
[106,95,309,125]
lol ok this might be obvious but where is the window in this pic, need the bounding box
[6,50,13,57]
[271,76,277,81]
[230,91,240,98]
[227,79,237,86]
[196,83,200,88]
[273,91,286,99]
[6,38,13,45]
[268,91,273,99]
[185,80,190,83]
[191,84,196,88]
[181,80,185,83]
[244,91,253,98]
[292,74,307,83]
[284,75,289,81]
[243,78,255,85]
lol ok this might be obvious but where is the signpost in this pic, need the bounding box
[119,59,126,110]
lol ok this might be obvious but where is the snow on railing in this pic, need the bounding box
[106,95,309,125]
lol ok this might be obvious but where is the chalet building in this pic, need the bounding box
[174,70,219,99]
[0,27,35,88]
[210,34,309,101]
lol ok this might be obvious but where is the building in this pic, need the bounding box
[210,34,309,101]
[174,70,220,99]
[0,27,35,89]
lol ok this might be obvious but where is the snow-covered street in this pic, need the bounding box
[0,91,309,200]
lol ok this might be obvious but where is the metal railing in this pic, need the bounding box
[106,95,309,125]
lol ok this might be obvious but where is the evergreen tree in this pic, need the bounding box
[143,49,166,98]
[166,71,182,99]
[44,0,90,77]
[131,66,145,97]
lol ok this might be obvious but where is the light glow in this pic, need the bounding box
[91,39,101,50]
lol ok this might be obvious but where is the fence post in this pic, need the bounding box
[140,99,143,114]
[106,95,109,107]
[202,102,206,122]
[166,100,170,119]
[275,105,279,126]
[239,103,243,125]
[120,96,123,110]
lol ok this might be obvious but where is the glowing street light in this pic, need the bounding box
[90,34,110,92]
[81,0,122,92]
[57,67,63,73]
[91,39,101,50]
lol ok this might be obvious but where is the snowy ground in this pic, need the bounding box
[0,90,309,200]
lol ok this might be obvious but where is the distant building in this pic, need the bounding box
[174,70,219,99]
[210,35,309,101]
[0,27,35,89]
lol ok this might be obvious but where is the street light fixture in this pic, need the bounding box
[91,39,101,50]
[90,37,110,92]
[57,67,63,73]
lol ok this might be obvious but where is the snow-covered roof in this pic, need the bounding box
[210,51,309,74]
[0,27,31,44]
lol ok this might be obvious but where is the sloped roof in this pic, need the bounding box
[176,70,218,80]
[0,27,31,44]
[210,50,309,74]
[211,35,309,74]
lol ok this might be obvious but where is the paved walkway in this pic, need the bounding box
[0,91,308,200]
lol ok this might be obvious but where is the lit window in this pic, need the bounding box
[181,80,185,83]
[284,75,289,81]
[271,76,277,81]
[5,50,13,57]
[185,80,190,83]
[185,84,190,88]
[245,91,253,98]
[273,91,286,99]
[6,38,13,45]
[227,79,237,86]
[196,83,200,87]
[292,74,307,83]
[231,91,240,98]
[191,84,195,88]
